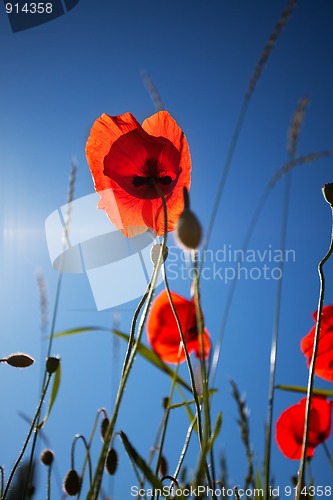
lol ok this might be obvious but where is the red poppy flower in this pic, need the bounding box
[146,290,211,363]
[301,304,333,382]
[85,111,191,237]
[275,396,333,460]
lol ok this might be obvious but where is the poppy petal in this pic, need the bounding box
[301,305,333,382]
[275,397,332,460]
[147,290,211,364]
[86,111,192,237]
[86,113,142,193]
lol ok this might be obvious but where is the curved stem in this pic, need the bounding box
[89,184,168,499]
[192,252,216,492]
[296,209,333,499]
[2,373,52,499]
[264,171,291,499]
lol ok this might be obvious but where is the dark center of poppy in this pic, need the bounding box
[132,175,172,187]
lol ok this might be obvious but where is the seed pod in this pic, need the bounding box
[150,244,168,266]
[3,353,34,368]
[100,417,109,442]
[63,469,81,496]
[46,356,60,374]
[40,449,54,466]
[105,448,118,475]
[322,183,333,207]
[175,209,202,250]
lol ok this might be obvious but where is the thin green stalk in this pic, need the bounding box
[47,465,52,500]
[296,209,333,499]
[89,184,168,499]
[153,351,182,500]
[172,418,197,482]
[192,252,216,491]
[162,268,204,446]
[264,172,291,499]
[322,442,333,470]
[2,373,52,499]
[77,409,106,500]
[23,272,63,499]
[71,434,93,489]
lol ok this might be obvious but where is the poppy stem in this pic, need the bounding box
[89,183,169,499]
[192,252,217,494]
[296,207,333,499]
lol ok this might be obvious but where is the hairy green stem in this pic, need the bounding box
[296,209,333,499]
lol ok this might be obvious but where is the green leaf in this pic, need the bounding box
[39,362,61,428]
[53,326,192,393]
[275,385,333,398]
[119,431,163,490]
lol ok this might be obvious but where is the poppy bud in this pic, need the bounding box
[175,209,202,250]
[63,469,81,496]
[105,448,118,475]
[150,244,168,266]
[159,455,168,477]
[322,183,333,207]
[40,449,54,466]
[100,417,109,442]
[162,397,169,410]
[2,353,35,368]
[46,356,60,374]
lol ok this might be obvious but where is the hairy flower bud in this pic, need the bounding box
[175,209,202,250]
[150,244,168,266]
[40,449,54,466]
[2,353,35,368]
[105,448,118,475]
[100,417,109,442]
[63,469,81,496]
[46,356,60,374]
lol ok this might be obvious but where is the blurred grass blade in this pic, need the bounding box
[39,363,61,428]
[119,431,163,490]
[276,384,333,397]
[169,389,217,410]
[196,412,222,483]
[53,326,192,392]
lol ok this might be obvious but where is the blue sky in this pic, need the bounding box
[1,1,333,498]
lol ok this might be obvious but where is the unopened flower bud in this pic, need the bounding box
[40,449,54,466]
[2,353,35,368]
[100,417,109,442]
[46,356,60,374]
[322,183,333,207]
[175,209,202,250]
[63,469,81,496]
[105,448,118,475]
[150,244,168,266]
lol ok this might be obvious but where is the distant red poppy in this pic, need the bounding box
[85,111,191,237]
[146,290,211,363]
[275,396,333,460]
[301,305,333,382]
